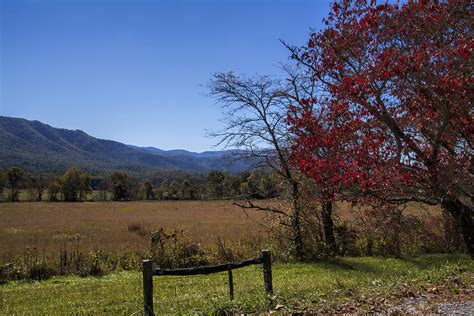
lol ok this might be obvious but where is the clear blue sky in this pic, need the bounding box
[1,0,330,152]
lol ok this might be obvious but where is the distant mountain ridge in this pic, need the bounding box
[128,145,244,158]
[0,116,251,174]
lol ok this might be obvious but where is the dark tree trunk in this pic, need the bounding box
[392,210,403,258]
[291,182,305,261]
[366,235,373,256]
[442,198,474,256]
[322,201,337,254]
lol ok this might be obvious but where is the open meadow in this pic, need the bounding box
[0,200,447,264]
[0,201,271,264]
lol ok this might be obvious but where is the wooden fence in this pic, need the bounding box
[142,250,273,315]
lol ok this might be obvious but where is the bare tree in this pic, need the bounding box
[207,71,310,259]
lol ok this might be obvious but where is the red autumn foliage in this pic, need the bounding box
[287,0,473,253]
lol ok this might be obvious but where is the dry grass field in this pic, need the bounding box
[0,201,271,262]
[0,200,446,262]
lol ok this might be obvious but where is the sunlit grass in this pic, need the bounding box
[2,254,472,314]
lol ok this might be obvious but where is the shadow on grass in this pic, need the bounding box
[306,253,471,276]
[402,253,470,270]
[317,257,382,274]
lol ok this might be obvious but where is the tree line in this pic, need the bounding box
[0,167,281,202]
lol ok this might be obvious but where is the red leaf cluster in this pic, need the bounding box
[289,0,472,204]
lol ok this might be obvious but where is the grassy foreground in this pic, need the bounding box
[1,254,472,314]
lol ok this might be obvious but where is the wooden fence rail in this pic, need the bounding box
[142,249,273,315]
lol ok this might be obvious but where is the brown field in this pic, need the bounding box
[0,200,272,262]
[0,200,443,260]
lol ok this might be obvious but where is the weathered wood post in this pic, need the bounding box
[227,264,234,300]
[261,250,273,294]
[142,260,154,316]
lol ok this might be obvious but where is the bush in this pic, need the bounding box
[127,222,149,236]
[150,228,208,268]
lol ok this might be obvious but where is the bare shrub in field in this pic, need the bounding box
[211,234,277,263]
[150,228,208,268]
[127,222,149,236]
[149,227,278,269]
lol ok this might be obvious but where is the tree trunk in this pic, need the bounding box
[322,201,337,255]
[392,210,403,258]
[291,182,305,261]
[366,235,373,256]
[442,197,474,256]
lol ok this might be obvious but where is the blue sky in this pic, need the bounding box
[1,0,330,152]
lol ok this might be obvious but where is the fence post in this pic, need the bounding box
[261,250,273,294]
[142,260,154,316]
[227,265,234,300]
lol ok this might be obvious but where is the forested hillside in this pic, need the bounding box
[0,116,251,174]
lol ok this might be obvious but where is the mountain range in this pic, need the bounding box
[0,116,252,174]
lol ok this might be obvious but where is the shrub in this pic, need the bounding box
[127,222,149,236]
[150,228,208,268]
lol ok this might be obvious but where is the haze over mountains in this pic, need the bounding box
[0,116,251,174]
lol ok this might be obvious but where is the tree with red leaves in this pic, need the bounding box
[287,0,473,254]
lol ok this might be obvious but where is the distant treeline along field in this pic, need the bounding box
[0,166,280,202]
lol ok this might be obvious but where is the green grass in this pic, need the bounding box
[1,254,472,314]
